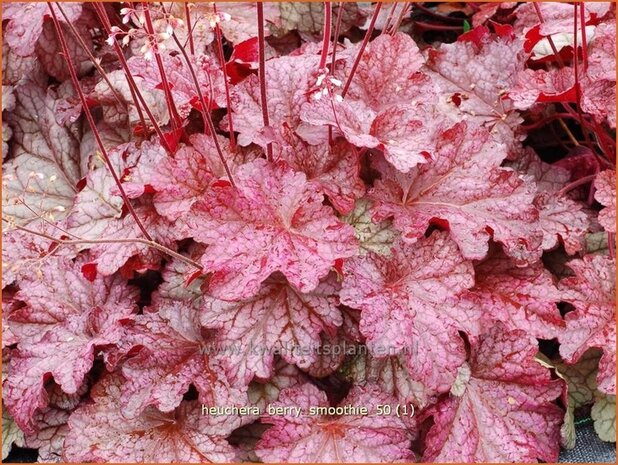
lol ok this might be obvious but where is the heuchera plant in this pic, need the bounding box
[1,2,616,463]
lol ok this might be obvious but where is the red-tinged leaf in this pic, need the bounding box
[148,144,215,220]
[2,3,82,57]
[511,148,591,254]
[472,2,517,27]
[79,121,130,175]
[594,170,616,234]
[94,69,170,129]
[535,192,593,254]
[2,86,16,160]
[255,383,414,463]
[340,231,474,394]
[512,67,577,110]
[2,224,77,289]
[301,97,440,173]
[273,129,365,214]
[161,127,184,153]
[587,20,616,82]
[4,258,138,433]
[456,247,564,339]
[65,153,126,240]
[491,21,515,39]
[201,273,342,384]
[129,52,227,119]
[35,15,93,82]
[581,79,616,129]
[344,32,426,112]
[23,407,70,463]
[422,325,564,462]
[459,25,490,47]
[186,158,358,300]
[88,204,183,276]
[227,37,259,76]
[558,255,616,394]
[2,42,46,91]
[230,54,320,148]
[523,24,543,53]
[194,2,281,45]
[2,82,80,226]
[248,360,307,409]
[80,262,97,282]
[63,374,240,463]
[193,133,261,179]
[513,14,616,125]
[120,299,245,418]
[369,122,542,262]
[2,293,21,348]
[580,18,616,128]
[301,33,440,173]
[137,134,256,221]
[426,30,525,152]
[275,2,366,40]
[301,330,347,378]
[513,2,611,38]
[154,243,206,308]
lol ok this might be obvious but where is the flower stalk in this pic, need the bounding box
[256,2,273,161]
[342,2,382,98]
[49,3,153,242]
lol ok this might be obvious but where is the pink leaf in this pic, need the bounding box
[455,246,564,339]
[426,30,526,151]
[88,205,183,276]
[201,273,341,384]
[230,54,320,148]
[422,325,564,462]
[129,52,227,120]
[255,383,414,463]
[369,122,542,262]
[344,32,426,112]
[187,158,358,299]
[558,255,616,394]
[510,148,591,254]
[2,3,82,57]
[340,231,474,395]
[119,298,245,418]
[64,374,240,463]
[301,97,438,173]
[2,82,80,226]
[594,170,616,233]
[24,403,75,463]
[301,33,439,173]
[511,68,577,110]
[273,129,365,214]
[345,351,438,409]
[4,258,138,433]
